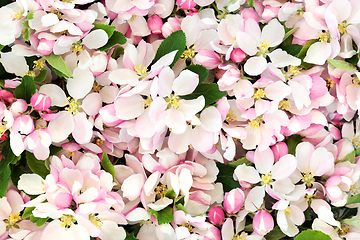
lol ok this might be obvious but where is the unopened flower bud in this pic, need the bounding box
[177,0,196,10]
[161,17,181,38]
[195,49,221,70]
[208,206,225,225]
[223,188,245,214]
[230,48,246,63]
[147,15,163,34]
[271,142,288,162]
[31,93,52,111]
[253,210,274,236]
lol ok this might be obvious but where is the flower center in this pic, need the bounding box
[166,95,182,109]
[253,88,265,100]
[142,96,152,109]
[89,214,103,229]
[301,168,314,186]
[352,75,360,87]
[50,9,62,20]
[317,31,331,44]
[155,183,168,200]
[129,15,137,22]
[338,224,351,236]
[350,182,360,195]
[181,46,195,60]
[60,214,75,229]
[180,222,193,233]
[338,21,348,35]
[259,39,270,54]
[261,171,272,185]
[11,7,24,20]
[134,64,149,79]
[284,207,291,217]
[326,78,336,88]
[71,41,83,55]
[248,115,263,132]
[352,135,360,148]
[226,110,236,122]
[278,100,291,111]
[232,233,247,240]
[64,97,82,114]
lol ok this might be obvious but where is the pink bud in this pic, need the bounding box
[271,142,288,162]
[262,6,280,22]
[10,99,28,117]
[161,17,181,38]
[0,90,14,104]
[223,188,245,214]
[177,0,196,10]
[241,7,259,22]
[31,93,52,111]
[230,48,246,63]
[37,38,55,55]
[12,115,34,135]
[147,15,163,35]
[208,206,225,225]
[195,49,221,70]
[253,210,274,236]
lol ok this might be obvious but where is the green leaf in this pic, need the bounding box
[347,193,360,205]
[11,165,27,188]
[30,214,39,223]
[22,207,35,219]
[215,161,240,192]
[341,149,356,164]
[148,207,174,225]
[0,139,21,175]
[101,152,116,181]
[247,0,255,7]
[181,83,226,106]
[152,30,186,68]
[228,157,253,168]
[356,147,360,156]
[36,217,49,227]
[265,225,286,240]
[184,64,209,83]
[125,232,139,240]
[50,145,62,155]
[294,230,331,240]
[343,213,360,228]
[283,27,299,43]
[287,134,303,156]
[347,53,359,66]
[92,23,116,38]
[297,39,318,59]
[44,53,73,78]
[165,189,176,199]
[34,69,47,83]
[282,44,302,57]
[327,59,357,71]
[175,202,187,214]
[26,151,50,179]
[0,165,11,198]
[112,46,124,60]
[98,31,127,51]
[14,75,36,103]
[0,45,4,51]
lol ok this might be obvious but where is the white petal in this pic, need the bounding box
[172,70,199,96]
[18,174,45,195]
[39,84,68,107]
[268,49,301,68]
[67,67,94,100]
[83,29,108,49]
[244,56,267,76]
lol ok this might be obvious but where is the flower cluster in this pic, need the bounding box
[1,0,360,239]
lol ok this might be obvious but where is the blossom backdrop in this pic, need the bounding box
[0,0,360,239]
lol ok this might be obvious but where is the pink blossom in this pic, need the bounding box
[253,209,274,236]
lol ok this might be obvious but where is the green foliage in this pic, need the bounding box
[228,157,253,168]
[215,161,241,192]
[265,226,286,240]
[327,59,357,71]
[112,47,124,60]
[247,0,255,7]
[14,75,36,103]
[297,39,317,69]
[152,30,186,68]
[44,53,73,78]
[287,134,303,156]
[165,189,176,199]
[11,165,27,188]
[346,193,360,205]
[185,64,209,83]
[180,83,226,106]
[148,207,174,225]
[26,151,50,179]
[0,165,11,198]
[99,31,127,51]
[22,207,35,219]
[294,230,331,240]
[34,69,47,83]
[282,44,302,57]
[341,149,356,164]
[92,23,116,38]
[101,152,116,181]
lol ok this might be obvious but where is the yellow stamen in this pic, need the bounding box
[71,41,83,54]
[284,207,291,217]
[350,182,360,195]
[134,64,149,79]
[181,46,195,60]
[253,88,265,100]
[338,225,351,236]
[289,65,300,76]
[297,8,304,16]
[327,78,336,88]
[89,214,103,229]
[11,7,23,20]
[278,100,291,111]
[261,171,272,185]
[92,82,101,92]
[140,220,152,226]
[155,183,168,199]
[60,215,75,229]
[301,168,314,186]
[352,135,360,148]
[64,97,81,115]
[338,21,348,35]
[96,138,104,146]
[226,110,236,122]
[167,95,182,109]
[25,71,36,77]
[33,59,46,70]
[352,75,360,87]
[129,15,137,22]
[230,36,236,43]
[317,31,331,44]
[50,9,62,20]
[259,39,270,53]
[180,222,193,233]
[248,119,261,132]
